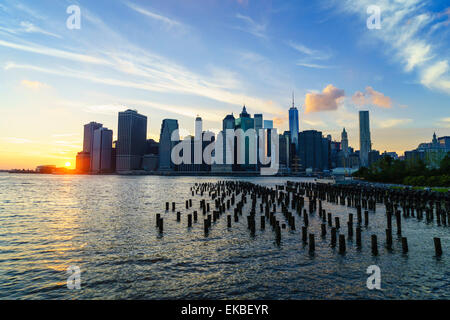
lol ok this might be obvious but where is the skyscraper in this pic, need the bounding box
[289,93,299,155]
[91,127,113,173]
[359,111,371,168]
[82,121,103,172]
[341,128,349,157]
[195,116,203,141]
[116,109,147,172]
[235,105,255,170]
[254,114,263,132]
[298,130,329,172]
[83,122,103,154]
[159,119,179,170]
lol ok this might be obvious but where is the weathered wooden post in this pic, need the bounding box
[166,202,169,211]
[339,234,346,254]
[188,214,192,227]
[348,221,353,238]
[193,211,198,222]
[371,234,378,256]
[356,227,362,248]
[156,214,161,227]
[177,211,181,222]
[261,216,265,230]
[434,237,442,256]
[386,228,393,250]
[227,215,231,228]
[331,227,337,247]
[364,210,369,227]
[321,223,326,238]
[309,233,315,253]
[159,218,163,233]
[172,202,175,211]
[335,217,340,229]
[302,226,308,243]
[401,237,408,253]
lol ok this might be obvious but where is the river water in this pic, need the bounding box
[0,173,448,299]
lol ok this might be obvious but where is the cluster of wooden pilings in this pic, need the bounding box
[157,180,446,257]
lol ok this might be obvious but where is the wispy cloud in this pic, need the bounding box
[287,40,334,69]
[0,39,110,65]
[21,79,50,90]
[296,62,334,69]
[2,137,32,144]
[377,118,413,129]
[235,13,267,38]
[126,2,185,30]
[333,0,450,95]
[20,21,61,38]
[287,41,332,60]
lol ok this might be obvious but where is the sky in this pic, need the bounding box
[0,0,449,169]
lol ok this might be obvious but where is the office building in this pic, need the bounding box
[298,130,330,172]
[116,110,147,172]
[359,111,372,168]
[91,127,113,173]
[289,93,299,155]
[159,119,179,170]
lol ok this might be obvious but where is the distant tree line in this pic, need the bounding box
[353,152,450,187]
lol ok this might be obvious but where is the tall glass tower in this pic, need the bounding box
[289,93,299,155]
[159,119,179,171]
[359,110,372,168]
[116,110,147,172]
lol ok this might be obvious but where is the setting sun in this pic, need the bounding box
[65,162,71,167]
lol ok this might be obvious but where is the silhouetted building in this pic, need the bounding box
[159,119,179,171]
[146,139,159,155]
[289,93,299,155]
[81,122,103,172]
[116,110,147,172]
[235,105,256,171]
[298,130,330,172]
[92,127,113,173]
[359,111,371,168]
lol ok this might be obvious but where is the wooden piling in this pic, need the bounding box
[371,234,378,256]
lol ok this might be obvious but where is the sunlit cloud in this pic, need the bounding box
[352,86,392,109]
[304,84,345,113]
[21,79,49,90]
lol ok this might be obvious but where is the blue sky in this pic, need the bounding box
[0,0,449,168]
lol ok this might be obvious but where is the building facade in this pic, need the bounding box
[116,110,147,172]
[159,119,179,171]
[92,127,113,173]
[359,111,372,168]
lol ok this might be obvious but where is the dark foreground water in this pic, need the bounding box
[0,173,448,299]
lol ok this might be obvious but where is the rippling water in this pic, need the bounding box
[0,173,448,299]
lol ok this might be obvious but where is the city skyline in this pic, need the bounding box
[1,0,449,169]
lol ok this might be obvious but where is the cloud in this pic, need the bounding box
[287,41,331,60]
[2,137,32,144]
[21,79,49,90]
[126,2,185,30]
[333,0,450,95]
[352,86,392,108]
[296,62,334,69]
[235,13,267,38]
[20,21,61,38]
[304,84,345,113]
[0,39,110,65]
[438,117,450,128]
[377,118,413,128]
